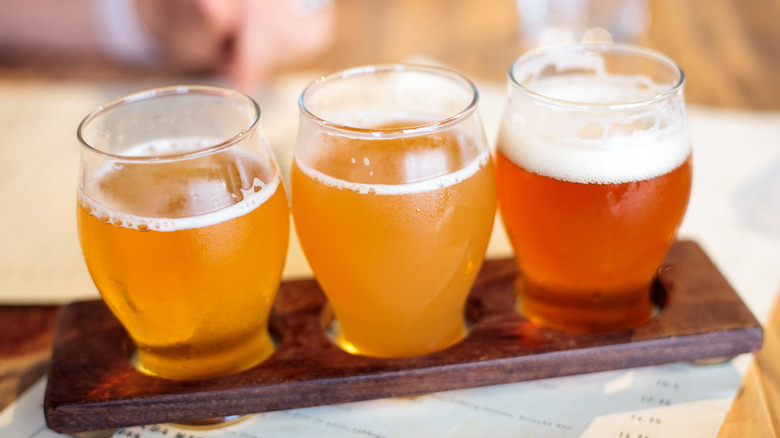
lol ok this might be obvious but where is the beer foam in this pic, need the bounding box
[80,175,280,232]
[118,137,225,158]
[81,139,282,232]
[531,75,669,105]
[499,75,691,184]
[295,149,490,195]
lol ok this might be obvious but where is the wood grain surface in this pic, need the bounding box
[0,306,59,411]
[43,241,762,434]
[1,0,778,109]
[290,0,780,110]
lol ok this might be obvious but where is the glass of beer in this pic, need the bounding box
[291,65,497,358]
[495,44,692,333]
[77,86,289,380]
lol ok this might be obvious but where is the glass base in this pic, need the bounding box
[515,279,656,334]
[325,320,359,355]
[170,414,252,430]
[123,334,276,381]
[324,318,469,358]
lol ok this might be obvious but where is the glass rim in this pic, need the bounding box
[298,64,480,138]
[508,43,686,111]
[77,85,261,162]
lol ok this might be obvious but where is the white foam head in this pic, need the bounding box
[295,148,490,195]
[499,48,690,184]
[80,139,282,232]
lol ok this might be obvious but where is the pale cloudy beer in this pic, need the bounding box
[496,45,692,333]
[77,87,289,380]
[292,65,496,358]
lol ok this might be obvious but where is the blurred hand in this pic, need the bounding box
[137,0,335,92]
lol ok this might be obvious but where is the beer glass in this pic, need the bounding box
[496,44,692,333]
[291,65,497,358]
[77,86,289,380]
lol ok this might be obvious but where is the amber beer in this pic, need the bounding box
[293,129,495,358]
[77,86,289,380]
[496,45,692,333]
[495,151,691,332]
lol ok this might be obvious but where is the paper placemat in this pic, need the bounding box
[0,361,743,438]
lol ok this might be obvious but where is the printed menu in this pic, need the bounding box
[0,360,742,437]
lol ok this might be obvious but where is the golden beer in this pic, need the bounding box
[78,148,289,379]
[292,129,495,358]
[292,65,496,357]
[496,45,692,333]
[77,86,288,380]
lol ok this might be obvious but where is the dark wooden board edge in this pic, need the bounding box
[44,240,763,433]
[0,305,60,412]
